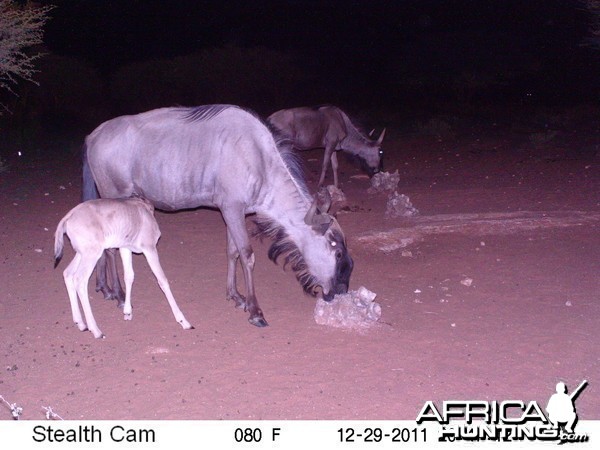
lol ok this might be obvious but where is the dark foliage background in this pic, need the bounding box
[1,0,598,141]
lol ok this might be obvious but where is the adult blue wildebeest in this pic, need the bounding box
[267,105,385,187]
[82,105,353,327]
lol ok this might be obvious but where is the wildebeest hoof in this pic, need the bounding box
[227,293,246,309]
[248,316,269,327]
[179,319,194,330]
[99,288,125,306]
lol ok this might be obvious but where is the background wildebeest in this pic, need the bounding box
[267,105,385,187]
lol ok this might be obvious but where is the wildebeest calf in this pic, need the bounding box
[54,197,193,338]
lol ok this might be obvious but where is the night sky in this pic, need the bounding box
[30,0,600,110]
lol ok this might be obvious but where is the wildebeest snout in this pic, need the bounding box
[323,283,348,302]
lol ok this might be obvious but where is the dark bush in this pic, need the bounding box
[110,45,313,115]
[1,53,107,138]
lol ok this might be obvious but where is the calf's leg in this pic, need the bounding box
[143,247,193,330]
[75,252,105,338]
[63,253,87,332]
[119,248,134,321]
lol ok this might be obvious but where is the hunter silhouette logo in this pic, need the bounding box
[416,380,590,443]
[546,380,588,435]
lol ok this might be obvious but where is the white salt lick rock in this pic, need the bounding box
[314,286,381,330]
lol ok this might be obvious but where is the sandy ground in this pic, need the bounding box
[0,117,598,420]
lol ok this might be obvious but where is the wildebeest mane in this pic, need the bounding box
[336,108,372,144]
[181,104,237,122]
[252,130,316,295]
[276,138,311,198]
[253,217,319,297]
[306,105,373,145]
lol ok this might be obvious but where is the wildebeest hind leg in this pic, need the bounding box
[95,249,125,307]
[95,251,110,298]
[331,151,339,187]
[318,145,334,187]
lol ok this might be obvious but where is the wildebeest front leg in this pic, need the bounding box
[226,229,247,309]
[221,207,267,327]
[95,249,125,307]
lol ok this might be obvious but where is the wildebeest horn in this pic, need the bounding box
[368,128,375,137]
[376,128,386,145]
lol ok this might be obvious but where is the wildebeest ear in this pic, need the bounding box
[316,186,332,214]
[305,195,334,234]
[314,215,333,235]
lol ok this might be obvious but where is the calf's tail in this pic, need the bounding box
[54,214,70,268]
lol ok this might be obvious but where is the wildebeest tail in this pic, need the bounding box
[82,141,99,202]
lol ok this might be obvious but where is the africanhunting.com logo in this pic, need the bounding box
[416,380,589,444]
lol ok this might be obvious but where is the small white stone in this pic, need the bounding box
[357,286,377,302]
[460,277,473,287]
